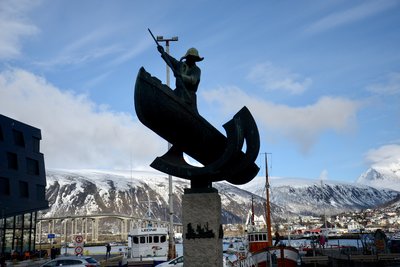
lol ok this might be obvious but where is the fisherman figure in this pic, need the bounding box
[157,45,203,112]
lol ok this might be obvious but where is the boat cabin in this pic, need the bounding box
[248,230,271,253]
[128,223,168,258]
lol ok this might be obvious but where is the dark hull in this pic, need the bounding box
[134,67,259,185]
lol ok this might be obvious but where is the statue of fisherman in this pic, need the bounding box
[156,45,204,112]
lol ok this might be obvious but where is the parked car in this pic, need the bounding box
[155,256,184,267]
[40,256,100,267]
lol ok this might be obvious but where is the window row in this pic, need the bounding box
[132,235,167,244]
[248,233,268,242]
[0,177,45,200]
[6,152,40,175]
[0,127,40,153]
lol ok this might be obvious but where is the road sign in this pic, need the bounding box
[75,246,83,255]
[75,235,83,244]
[48,234,55,239]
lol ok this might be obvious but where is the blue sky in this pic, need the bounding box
[1,0,399,183]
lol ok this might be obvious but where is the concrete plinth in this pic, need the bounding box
[182,188,223,267]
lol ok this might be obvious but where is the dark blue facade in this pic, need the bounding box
[0,114,48,256]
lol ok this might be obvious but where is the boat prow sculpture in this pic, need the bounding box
[135,30,260,267]
[134,67,260,188]
[135,29,259,189]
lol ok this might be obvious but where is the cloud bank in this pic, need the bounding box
[0,68,165,170]
[202,86,360,153]
[365,144,400,168]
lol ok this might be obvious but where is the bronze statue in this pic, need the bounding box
[134,30,260,189]
[157,46,203,112]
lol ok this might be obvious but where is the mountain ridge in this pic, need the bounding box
[43,168,400,224]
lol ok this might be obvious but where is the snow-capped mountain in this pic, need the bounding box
[43,169,400,223]
[357,161,400,191]
[43,169,269,224]
[240,176,400,216]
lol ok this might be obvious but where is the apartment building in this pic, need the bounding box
[0,114,48,257]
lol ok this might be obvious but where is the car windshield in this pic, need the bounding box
[85,257,97,263]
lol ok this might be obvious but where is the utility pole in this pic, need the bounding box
[156,34,178,260]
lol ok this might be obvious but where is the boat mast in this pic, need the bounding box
[251,195,255,226]
[264,153,272,246]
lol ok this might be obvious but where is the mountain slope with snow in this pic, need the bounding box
[357,161,400,191]
[44,169,270,224]
[240,176,399,216]
[43,169,400,223]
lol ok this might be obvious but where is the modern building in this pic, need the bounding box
[0,114,48,257]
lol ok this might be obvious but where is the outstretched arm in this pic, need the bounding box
[157,45,180,75]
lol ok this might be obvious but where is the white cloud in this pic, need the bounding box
[247,62,312,95]
[367,72,400,95]
[365,144,400,167]
[305,1,397,34]
[0,68,165,170]
[202,86,360,153]
[0,0,39,59]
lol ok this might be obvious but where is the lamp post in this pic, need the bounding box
[156,34,178,260]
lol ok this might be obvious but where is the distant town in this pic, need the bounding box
[224,204,400,238]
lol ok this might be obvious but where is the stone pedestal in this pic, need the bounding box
[182,188,223,267]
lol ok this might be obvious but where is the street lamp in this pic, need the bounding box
[156,36,178,89]
[156,34,178,261]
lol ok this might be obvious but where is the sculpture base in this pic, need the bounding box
[182,189,223,267]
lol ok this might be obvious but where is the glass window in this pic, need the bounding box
[23,230,31,252]
[0,177,10,195]
[160,235,166,243]
[255,234,258,241]
[36,185,45,200]
[154,236,159,243]
[19,181,29,198]
[140,236,145,244]
[5,229,13,253]
[26,158,40,175]
[148,236,152,243]
[24,213,32,229]
[0,125,3,141]
[133,237,138,244]
[5,217,14,229]
[13,130,25,147]
[32,137,40,152]
[15,215,23,228]
[7,152,18,170]
[86,258,97,263]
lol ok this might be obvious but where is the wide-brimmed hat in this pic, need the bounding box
[181,47,204,62]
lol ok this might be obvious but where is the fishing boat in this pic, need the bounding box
[227,155,300,267]
[127,198,168,263]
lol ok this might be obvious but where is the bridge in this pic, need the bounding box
[36,213,183,244]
